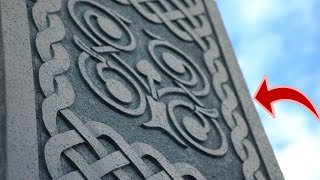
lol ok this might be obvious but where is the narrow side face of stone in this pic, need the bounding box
[1,0,283,179]
[0,0,39,179]
[0,15,5,178]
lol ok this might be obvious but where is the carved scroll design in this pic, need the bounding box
[32,0,206,179]
[112,0,267,179]
[69,0,228,158]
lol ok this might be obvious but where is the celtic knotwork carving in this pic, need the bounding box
[115,0,212,50]
[45,121,207,179]
[32,0,268,178]
[69,0,228,158]
[112,0,267,179]
[75,39,228,156]
[204,38,266,180]
[32,0,211,178]
[33,0,207,178]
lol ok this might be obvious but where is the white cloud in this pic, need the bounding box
[260,104,320,180]
[236,0,318,30]
[239,0,282,26]
[276,134,320,180]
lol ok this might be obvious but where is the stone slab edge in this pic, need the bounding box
[205,1,284,179]
[0,0,39,179]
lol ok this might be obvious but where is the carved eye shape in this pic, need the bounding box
[105,79,133,104]
[162,52,186,74]
[97,15,123,40]
[183,116,208,142]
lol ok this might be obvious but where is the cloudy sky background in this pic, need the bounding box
[216,0,320,179]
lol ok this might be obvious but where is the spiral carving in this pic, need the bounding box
[112,0,269,179]
[32,0,269,179]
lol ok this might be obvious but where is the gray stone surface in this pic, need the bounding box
[0,0,283,179]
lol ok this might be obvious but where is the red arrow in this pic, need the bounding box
[254,75,320,121]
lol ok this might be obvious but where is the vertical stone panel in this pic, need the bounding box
[0,0,283,179]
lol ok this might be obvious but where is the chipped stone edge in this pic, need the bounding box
[205,1,284,179]
[0,0,39,179]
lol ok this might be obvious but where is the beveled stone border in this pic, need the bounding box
[204,1,284,179]
[0,0,39,179]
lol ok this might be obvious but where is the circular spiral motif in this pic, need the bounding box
[168,99,228,156]
[86,11,123,40]
[68,0,136,51]
[149,39,210,97]
[33,0,267,178]
[78,52,146,116]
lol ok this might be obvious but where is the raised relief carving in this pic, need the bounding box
[114,0,212,50]
[69,0,228,158]
[111,1,267,179]
[145,36,228,156]
[32,0,267,179]
[45,120,207,179]
[68,0,136,52]
[33,0,207,178]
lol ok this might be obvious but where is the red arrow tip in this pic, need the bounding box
[254,76,276,118]
[254,75,320,122]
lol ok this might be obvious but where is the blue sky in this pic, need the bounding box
[216,0,320,179]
